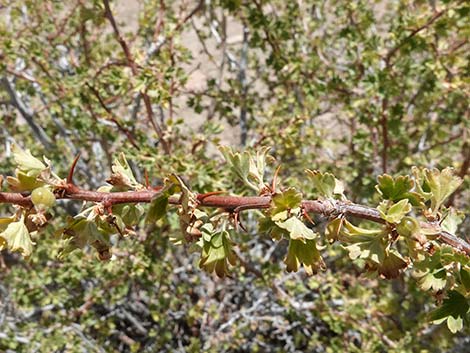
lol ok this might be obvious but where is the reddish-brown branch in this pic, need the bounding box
[380,98,389,173]
[86,84,140,150]
[1,187,468,255]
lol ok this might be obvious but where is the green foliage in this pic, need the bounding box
[198,226,237,278]
[429,291,470,333]
[219,146,271,193]
[376,174,423,206]
[284,239,324,275]
[0,0,469,351]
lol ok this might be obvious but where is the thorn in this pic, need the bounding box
[233,206,248,232]
[238,215,248,232]
[302,207,315,226]
[67,153,81,185]
[144,169,150,188]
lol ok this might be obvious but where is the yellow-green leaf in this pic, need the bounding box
[12,144,46,177]
[0,215,33,257]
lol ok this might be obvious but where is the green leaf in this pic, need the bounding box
[275,216,317,241]
[11,144,46,177]
[345,235,386,264]
[429,291,469,333]
[377,199,412,224]
[414,253,447,292]
[6,171,44,192]
[440,208,465,234]
[199,230,237,278]
[272,188,302,214]
[339,219,383,241]
[146,194,169,225]
[460,268,470,292]
[284,238,325,275]
[413,167,463,214]
[419,268,448,291]
[424,168,462,213]
[411,167,432,201]
[219,146,270,192]
[340,220,386,263]
[0,215,33,258]
[258,216,287,241]
[145,178,177,225]
[376,174,423,206]
[306,169,344,198]
[58,218,110,260]
[113,204,145,227]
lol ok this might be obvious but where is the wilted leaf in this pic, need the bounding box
[326,217,344,243]
[59,218,110,260]
[168,174,200,240]
[107,153,143,190]
[377,250,408,279]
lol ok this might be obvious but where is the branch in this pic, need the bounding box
[0,77,52,150]
[102,0,171,154]
[384,3,460,66]
[1,187,468,255]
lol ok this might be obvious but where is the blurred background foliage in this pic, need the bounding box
[0,0,469,351]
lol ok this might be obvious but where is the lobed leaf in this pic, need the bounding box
[275,216,317,241]
[376,174,423,206]
[219,146,269,192]
[377,199,412,224]
[306,169,344,198]
[199,229,237,278]
[429,291,469,333]
[284,238,325,276]
[0,215,34,258]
